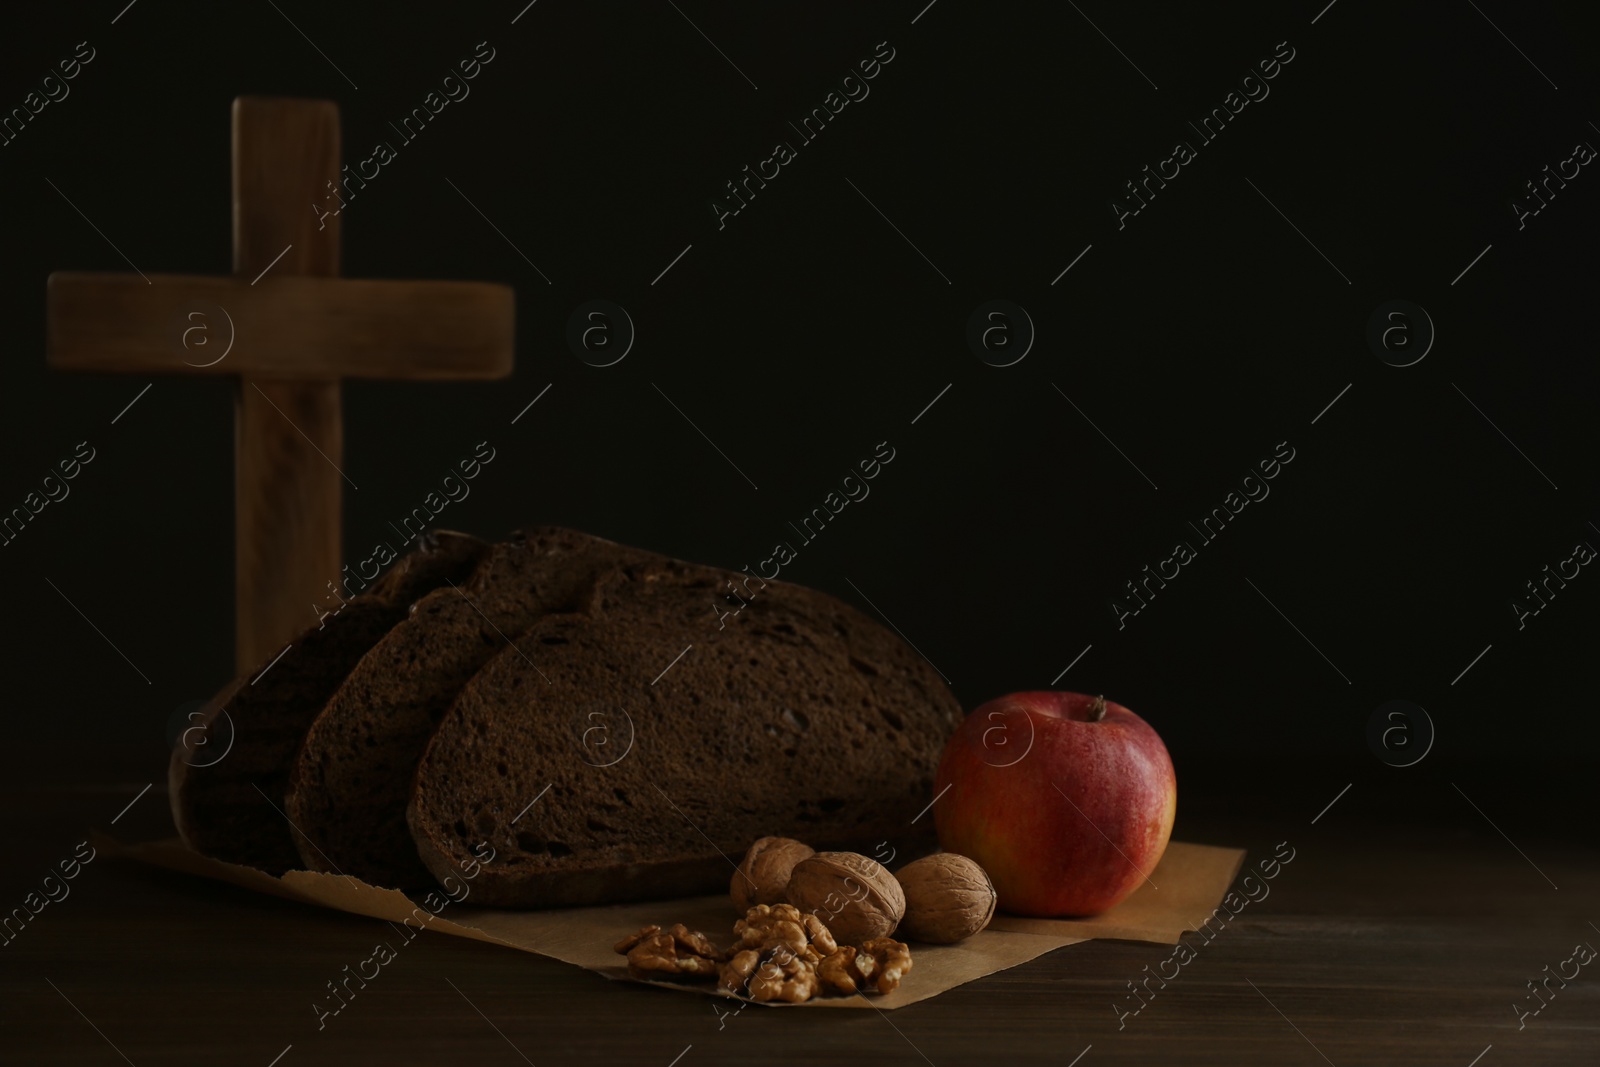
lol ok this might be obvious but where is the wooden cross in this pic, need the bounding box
[46,97,515,674]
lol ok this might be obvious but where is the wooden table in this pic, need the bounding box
[4,780,1595,1066]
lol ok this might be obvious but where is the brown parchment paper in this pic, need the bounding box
[97,833,1244,1010]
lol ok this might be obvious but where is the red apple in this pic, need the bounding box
[933,691,1175,917]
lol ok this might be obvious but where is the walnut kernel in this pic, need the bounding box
[719,944,821,1003]
[857,937,913,994]
[615,923,724,980]
[733,902,837,959]
[613,924,661,954]
[817,937,913,996]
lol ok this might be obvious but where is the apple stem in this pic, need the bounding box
[1089,695,1107,722]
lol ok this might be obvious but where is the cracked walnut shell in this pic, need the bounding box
[894,853,997,943]
[730,836,815,912]
[785,852,905,945]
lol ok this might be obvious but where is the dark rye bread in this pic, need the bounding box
[407,562,961,907]
[284,527,658,888]
[168,531,488,874]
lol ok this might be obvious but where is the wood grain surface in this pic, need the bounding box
[3,784,1594,1067]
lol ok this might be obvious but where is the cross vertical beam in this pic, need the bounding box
[233,98,343,672]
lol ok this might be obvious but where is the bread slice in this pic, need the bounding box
[407,562,960,907]
[284,527,658,887]
[168,531,488,873]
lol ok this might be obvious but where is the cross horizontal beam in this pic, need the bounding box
[47,273,514,379]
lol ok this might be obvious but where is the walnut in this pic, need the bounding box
[733,903,836,958]
[786,852,905,944]
[894,853,997,943]
[730,836,814,912]
[720,945,820,1003]
[818,938,914,996]
[618,923,724,980]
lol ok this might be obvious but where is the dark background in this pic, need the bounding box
[1,0,1594,828]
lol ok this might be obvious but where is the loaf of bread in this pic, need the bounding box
[285,527,655,888]
[168,530,488,874]
[175,526,961,906]
[408,556,958,907]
